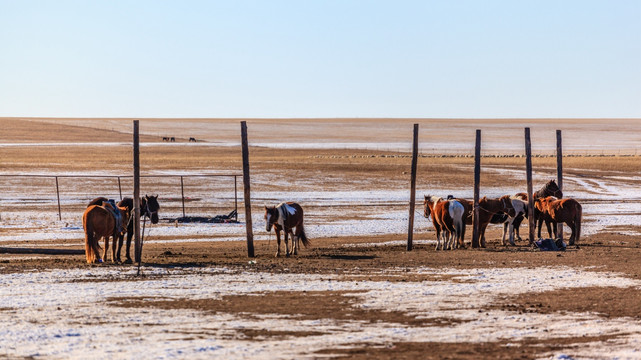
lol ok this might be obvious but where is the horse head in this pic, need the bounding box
[544,180,563,198]
[144,194,160,224]
[423,195,432,218]
[499,195,516,218]
[264,205,278,232]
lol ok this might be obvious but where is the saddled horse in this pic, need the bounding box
[535,196,582,245]
[87,195,160,263]
[264,202,309,257]
[83,200,130,264]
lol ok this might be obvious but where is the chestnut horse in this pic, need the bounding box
[82,201,130,264]
[476,196,515,248]
[265,202,309,257]
[510,180,563,241]
[88,195,160,263]
[535,196,582,245]
[424,196,448,250]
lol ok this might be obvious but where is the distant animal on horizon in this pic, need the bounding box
[87,195,160,264]
[83,199,131,264]
[162,137,169,142]
[189,137,196,142]
[535,196,582,245]
[170,137,175,142]
[265,202,309,257]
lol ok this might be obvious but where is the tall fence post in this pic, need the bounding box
[55,176,62,221]
[407,124,419,251]
[133,120,142,264]
[556,130,563,240]
[117,176,123,200]
[234,175,238,220]
[525,127,535,244]
[471,130,481,248]
[180,176,186,218]
[241,121,255,257]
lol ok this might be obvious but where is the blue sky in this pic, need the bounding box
[1,0,639,118]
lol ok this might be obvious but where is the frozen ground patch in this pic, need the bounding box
[0,266,640,359]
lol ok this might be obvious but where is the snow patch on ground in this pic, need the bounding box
[0,266,640,359]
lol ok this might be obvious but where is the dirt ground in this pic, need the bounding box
[2,118,641,359]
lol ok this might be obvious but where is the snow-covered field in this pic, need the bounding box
[1,265,640,359]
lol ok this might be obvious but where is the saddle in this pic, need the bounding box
[101,200,124,234]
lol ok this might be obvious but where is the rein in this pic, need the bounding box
[137,200,154,276]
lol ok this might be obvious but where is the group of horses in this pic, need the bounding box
[79,180,581,263]
[82,195,160,264]
[423,180,582,250]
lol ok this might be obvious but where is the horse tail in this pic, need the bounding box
[298,224,310,248]
[83,210,96,264]
[574,202,582,245]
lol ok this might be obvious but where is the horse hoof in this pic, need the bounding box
[274,253,280,258]
[123,259,133,264]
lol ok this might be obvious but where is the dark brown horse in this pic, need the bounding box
[88,195,159,263]
[83,201,130,264]
[475,196,515,248]
[265,202,309,257]
[535,196,582,245]
[508,180,563,242]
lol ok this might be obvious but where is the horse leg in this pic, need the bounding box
[93,236,103,263]
[435,225,442,251]
[480,223,488,248]
[292,229,299,255]
[284,229,291,257]
[103,233,111,262]
[459,221,467,249]
[508,220,516,246]
[274,230,280,257]
[545,220,554,238]
[111,234,118,263]
[501,222,508,246]
[116,234,124,263]
[513,214,524,241]
[124,228,134,264]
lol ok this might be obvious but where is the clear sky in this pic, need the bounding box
[1,0,639,118]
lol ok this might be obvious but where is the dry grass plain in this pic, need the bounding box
[1,118,641,359]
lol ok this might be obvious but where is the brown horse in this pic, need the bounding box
[87,195,159,263]
[265,202,309,257]
[82,201,130,264]
[475,196,515,248]
[511,180,563,241]
[535,196,582,245]
[424,196,446,250]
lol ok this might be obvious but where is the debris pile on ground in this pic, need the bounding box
[172,210,238,223]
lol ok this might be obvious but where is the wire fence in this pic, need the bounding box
[0,173,241,221]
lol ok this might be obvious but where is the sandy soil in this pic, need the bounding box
[1,118,641,359]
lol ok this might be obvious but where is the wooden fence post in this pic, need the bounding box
[55,176,62,221]
[525,127,535,244]
[241,121,255,257]
[407,124,419,251]
[117,176,123,200]
[234,175,238,220]
[180,176,186,218]
[133,120,142,263]
[556,130,563,240]
[471,130,481,248]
